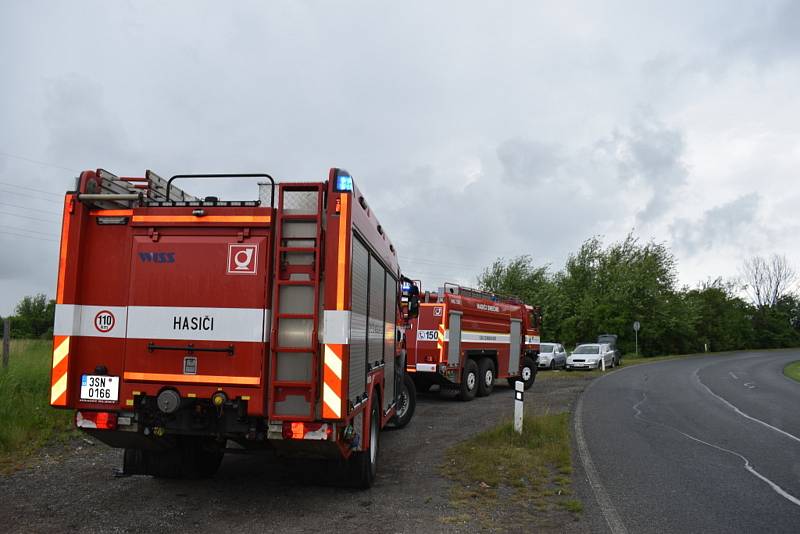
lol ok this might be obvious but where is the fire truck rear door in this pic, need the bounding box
[447,311,462,366]
[123,229,269,390]
[508,318,522,374]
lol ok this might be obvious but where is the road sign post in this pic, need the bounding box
[514,381,524,435]
[633,321,640,358]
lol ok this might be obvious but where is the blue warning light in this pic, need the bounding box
[334,171,353,192]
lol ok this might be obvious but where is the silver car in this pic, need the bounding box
[566,343,616,370]
[538,342,567,369]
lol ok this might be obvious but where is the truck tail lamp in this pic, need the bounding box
[76,410,118,430]
[281,422,332,440]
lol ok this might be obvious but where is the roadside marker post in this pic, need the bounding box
[601,357,605,372]
[514,380,524,434]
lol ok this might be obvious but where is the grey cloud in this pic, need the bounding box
[496,138,562,186]
[43,75,139,171]
[670,193,760,255]
[724,1,800,66]
[605,112,689,224]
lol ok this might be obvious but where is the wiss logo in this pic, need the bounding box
[138,252,176,263]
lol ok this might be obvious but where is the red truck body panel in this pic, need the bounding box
[50,168,414,476]
[406,286,541,392]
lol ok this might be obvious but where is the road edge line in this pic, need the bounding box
[573,374,629,534]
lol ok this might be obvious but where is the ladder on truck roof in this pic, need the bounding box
[76,169,199,209]
[269,183,326,421]
[443,282,523,305]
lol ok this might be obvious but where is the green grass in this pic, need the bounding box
[440,413,579,527]
[0,339,74,471]
[784,361,800,383]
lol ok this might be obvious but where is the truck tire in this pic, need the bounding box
[182,437,224,478]
[391,374,416,428]
[458,359,479,401]
[477,357,495,397]
[520,355,537,390]
[507,355,537,390]
[348,394,380,488]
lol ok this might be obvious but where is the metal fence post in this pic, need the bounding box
[2,317,9,369]
[514,380,524,434]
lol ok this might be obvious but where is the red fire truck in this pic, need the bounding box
[405,284,541,401]
[50,167,419,487]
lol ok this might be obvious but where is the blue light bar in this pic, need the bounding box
[334,171,353,192]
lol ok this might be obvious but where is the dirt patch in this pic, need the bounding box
[0,370,600,533]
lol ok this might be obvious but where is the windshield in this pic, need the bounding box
[540,343,555,353]
[574,345,600,354]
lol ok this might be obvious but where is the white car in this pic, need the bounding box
[566,343,616,370]
[538,342,567,369]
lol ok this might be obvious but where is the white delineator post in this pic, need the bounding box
[601,357,605,372]
[514,380,524,434]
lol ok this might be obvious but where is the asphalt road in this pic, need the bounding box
[577,350,800,534]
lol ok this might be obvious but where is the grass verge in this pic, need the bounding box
[0,339,74,472]
[440,413,578,528]
[784,361,800,383]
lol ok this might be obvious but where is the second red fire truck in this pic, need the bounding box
[406,284,542,400]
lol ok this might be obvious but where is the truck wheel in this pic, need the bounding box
[348,394,380,488]
[520,355,537,390]
[391,374,416,428]
[458,359,479,401]
[477,357,495,397]
[175,437,224,479]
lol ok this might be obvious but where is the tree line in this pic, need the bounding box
[478,235,800,357]
[1,294,55,339]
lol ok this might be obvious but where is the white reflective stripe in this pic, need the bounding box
[55,304,269,342]
[461,330,511,343]
[525,335,541,344]
[128,306,266,342]
[322,310,351,344]
[322,383,342,418]
[324,344,342,380]
[50,373,68,404]
[52,337,70,369]
[54,304,128,338]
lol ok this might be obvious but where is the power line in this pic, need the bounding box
[0,180,64,198]
[0,211,60,225]
[0,151,79,173]
[0,189,62,205]
[0,224,58,237]
[0,230,58,243]
[0,201,61,218]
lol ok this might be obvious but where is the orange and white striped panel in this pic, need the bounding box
[437,323,446,360]
[322,343,343,418]
[50,335,70,406]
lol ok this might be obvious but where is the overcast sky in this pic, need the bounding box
[1,1,799,315]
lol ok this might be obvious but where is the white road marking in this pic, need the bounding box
[574,389,629,534]
[633,391,800,508]
[695,369,800,445]
[729,371,738,380]
[743,382,756,389]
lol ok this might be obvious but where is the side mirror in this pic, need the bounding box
[408,293,420,318]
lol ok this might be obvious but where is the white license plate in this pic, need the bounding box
[80,375,119,403]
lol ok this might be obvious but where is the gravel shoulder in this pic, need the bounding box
[0,371,605,533]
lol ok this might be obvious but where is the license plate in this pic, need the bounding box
[80,375,120,403]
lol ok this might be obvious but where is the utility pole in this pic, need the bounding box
[2,317,9,369]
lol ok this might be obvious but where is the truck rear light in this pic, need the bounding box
[76,411,118,430]
[281,422,332,440]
